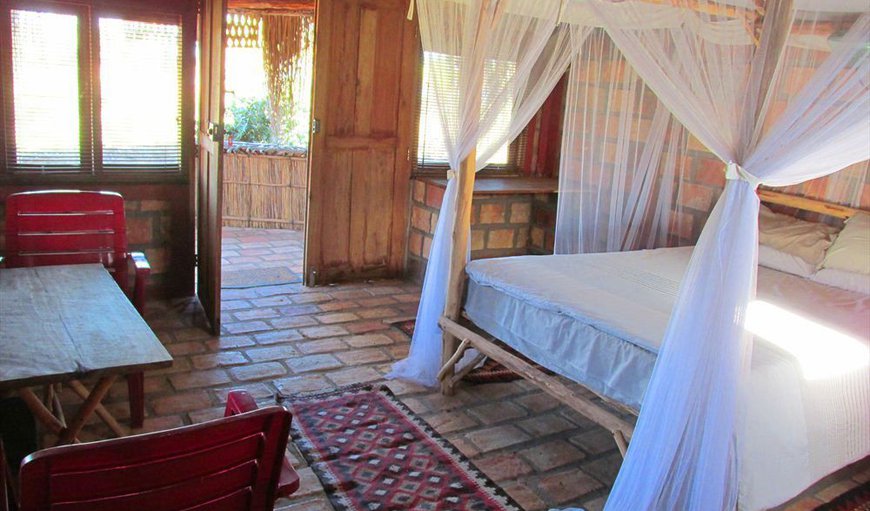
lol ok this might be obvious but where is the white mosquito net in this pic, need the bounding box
[393,1,870,509]
[389,0,591,385]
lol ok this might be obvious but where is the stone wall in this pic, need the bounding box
[530,193,558,254]
[406,178,557,280]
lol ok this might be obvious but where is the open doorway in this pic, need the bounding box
[219,6,314,290]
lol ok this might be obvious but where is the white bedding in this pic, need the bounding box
[464,247,870,511]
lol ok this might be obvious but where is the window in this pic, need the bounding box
[415,50,522,172]
[99,18,181,169]
[1,1,191,177]
[10,10,82,168]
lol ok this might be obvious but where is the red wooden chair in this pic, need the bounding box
[3,190,152,427]
[3,390,300,511]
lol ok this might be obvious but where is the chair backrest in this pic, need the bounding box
[18,406,292,511]
[4,190,129,284]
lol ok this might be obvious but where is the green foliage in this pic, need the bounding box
[225,97,272,144]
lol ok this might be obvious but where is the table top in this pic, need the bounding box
[0,264,172,390]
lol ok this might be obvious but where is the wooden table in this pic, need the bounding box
[0,264,172,444]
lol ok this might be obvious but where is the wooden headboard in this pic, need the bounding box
[758,189,861,220]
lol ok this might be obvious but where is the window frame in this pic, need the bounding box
[411,47,526,178]
[0,0,196,184]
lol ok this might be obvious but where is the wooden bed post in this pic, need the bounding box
[440,149,478,395]
[438,0,501,396]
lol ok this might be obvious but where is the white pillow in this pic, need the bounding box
[757,205,839,274]
[820,211,870,275]
[757,244,817,278]
[811,267,870,295]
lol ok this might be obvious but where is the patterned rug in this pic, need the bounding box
[392,319,540,384]
[278,385,522,511]
[815,482,870,511]
[221,266,302,288]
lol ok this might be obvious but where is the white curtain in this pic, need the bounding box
[773,160,868,214]
[389,0,590,386]
[585,1,870,508]
[819,161,867,208]
[555,28,690,254]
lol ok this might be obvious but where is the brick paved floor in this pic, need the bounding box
[59,227,867,511]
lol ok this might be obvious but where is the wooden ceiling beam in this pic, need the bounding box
[227,0,315,13]
[622,0,762,21]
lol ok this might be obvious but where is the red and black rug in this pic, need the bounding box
[278,385,523,511]
[815,482,870,511]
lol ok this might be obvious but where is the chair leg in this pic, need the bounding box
[127,373,145,428]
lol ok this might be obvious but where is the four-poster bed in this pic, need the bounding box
[390,0,870,509]
[437,190,869,509]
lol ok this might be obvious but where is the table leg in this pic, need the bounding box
[57,376,117,446]
[51,384,66,428]
[17,389,65,436]
[40,384,66,426]
[68,380,128,438]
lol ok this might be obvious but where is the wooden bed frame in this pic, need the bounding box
[436,173,862,456]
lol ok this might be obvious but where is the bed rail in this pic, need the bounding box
[758,189,860,219]
[438,315,634,456]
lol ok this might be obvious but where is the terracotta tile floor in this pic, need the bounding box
[61,227,867,511]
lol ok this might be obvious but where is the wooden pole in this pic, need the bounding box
[58,376,117,445]
[438,0,503,396]
[745,0,794,154]
[18,389,66,436]
[642,0,759,20]
[440,149,478,396]
[440,316,635,446]
[437,338,472,382]
[68,380,129,438]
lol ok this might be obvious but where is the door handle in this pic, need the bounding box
[207,122,223,142]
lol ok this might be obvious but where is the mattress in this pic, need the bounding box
[464,247,870,511]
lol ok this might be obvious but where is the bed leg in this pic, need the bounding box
[614,430,629,457]
[438,338,472,382]
[440,332,459,396]
[441,144,477,396]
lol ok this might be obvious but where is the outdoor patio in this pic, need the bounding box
[60,228,869,511]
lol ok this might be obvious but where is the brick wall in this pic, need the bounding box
[406,179,557,280]
[572,35,869,245]
[0,183,194,298]
[670,140,727,245]
[530,193,558,254]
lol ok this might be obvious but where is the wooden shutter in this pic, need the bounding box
[96,15,183,173]
[3,5,92,174]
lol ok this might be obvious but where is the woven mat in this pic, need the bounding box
[279,385,522,511]
[815,482,870,511]
[221,266,302,289]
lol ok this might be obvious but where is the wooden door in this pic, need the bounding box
[197,0,226,333]
[304,0,418,285]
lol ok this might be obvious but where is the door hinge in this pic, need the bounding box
[194,254,199,266]
[311,118,321,135]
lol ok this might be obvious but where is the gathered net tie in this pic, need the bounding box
[725,161,761,189]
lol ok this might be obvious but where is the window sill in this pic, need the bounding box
[0,173,189,186]
[421,176,558,196]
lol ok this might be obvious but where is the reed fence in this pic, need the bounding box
[222,153,307,230]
